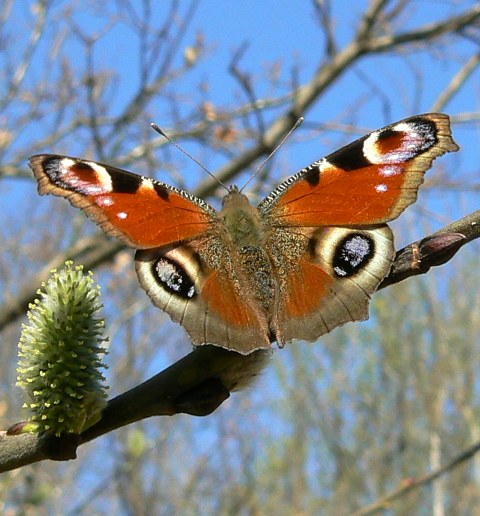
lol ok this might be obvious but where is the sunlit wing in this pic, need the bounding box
[135,245,271,354]
[259,114,458,226]
[29,155,216,248]
[272,226,395,345]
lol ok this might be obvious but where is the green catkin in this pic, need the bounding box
[17,261,109,436]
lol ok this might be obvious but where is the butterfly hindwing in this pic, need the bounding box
[135,243,271,354]
[270,226,395,345]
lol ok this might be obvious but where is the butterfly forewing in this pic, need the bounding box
[29,155,216,248]
[259,113,458,226]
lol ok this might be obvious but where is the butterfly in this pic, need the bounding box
[29,113,458,355]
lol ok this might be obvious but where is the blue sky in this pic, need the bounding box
[6,2,479,199]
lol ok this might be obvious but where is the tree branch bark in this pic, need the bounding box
[352,440,480,516]
[1,209,479,473]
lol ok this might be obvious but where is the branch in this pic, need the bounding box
[380,210,480,289]
[0,0,49,110]
[356,0,391,42]
[364,5,480,53]
[1,208,479,472]
[0,237,123,330]
[352,440,480,516]
[0,347,271,472]
[432,52,480,112]
[312,0,337,56]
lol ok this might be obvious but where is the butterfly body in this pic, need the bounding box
[30,114,459,354]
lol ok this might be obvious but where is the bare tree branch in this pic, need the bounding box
[432,52,480,112]
[364,5,480,53]
[380,210,480,289]
[0,0,49,110]
[0,237,123,330]
[356,0,391,42]
[352,440,480,516]
[1,207,478,473]
[0,347,271,472]
[312,0,337,56]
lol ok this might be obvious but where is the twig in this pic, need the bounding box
[380,210,480,289]
[229,42,266,136]
[432,52,480,112]
[0,347,271,472]
[351,440,480,515]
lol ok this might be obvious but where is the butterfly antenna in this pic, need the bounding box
[150,123,228,192]
[240,117,304,193]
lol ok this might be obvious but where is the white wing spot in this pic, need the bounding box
[60,158,76,172]
[375,183,388,193]
[97,196,114,207]
[88,162,114,192]
[362,131,381,164]
[380,165,402,177]
[140,178,155,191]
[117,211,128,219]
[392,122,411,133]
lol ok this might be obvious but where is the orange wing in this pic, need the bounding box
[29,155,216,248]
[270,227,395,345]
[135,245,271,354]
[259,114,458,226]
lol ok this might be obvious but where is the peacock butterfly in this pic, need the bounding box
[29,113,458,355]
